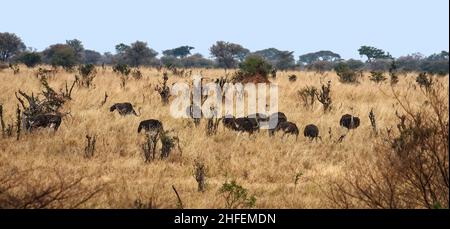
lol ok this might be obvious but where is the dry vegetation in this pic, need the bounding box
[0,66,448,209]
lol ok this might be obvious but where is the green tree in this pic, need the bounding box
[18,52,42,68]
[298,50,341,65]
[210,41,249,69]
[66,39,84,63]
[218,180,256,209]
[162,46,194,58]
[334,62,359,84]
[127,41,158,67]
[358,46,392,62]
[396,53,424,72]
[83,49,102,64]
[181,53,214,68]
[115,41,158,67]
[115,43,129,54]
[0,32,26,62]
[238,55,273,78]
[253,48,295,70]
[345,59,365,71]
[161,55,181,68]
[42,44,78,70]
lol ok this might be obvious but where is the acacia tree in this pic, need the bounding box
[298,50,341,65]
[275,51,296,70]
[253,48,295,70]
[163,46,194,58]
[210,41,249,69]
[358,46,392,62]
[0,32,26,62]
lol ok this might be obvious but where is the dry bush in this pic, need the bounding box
[131,69,143,80]
[335,63,360,84]
[218,180,256,209]
[9,63,20,75]
[297,86,317,109]
[160,130,180,159]
[193,160,207,192]
[84,134,97,159]
[0,164,106,208]
[326,83,449,209]
[141,133,159,163]
[35,67,57,80]
[76,64,97,88]
[369,71,387,83]
[316,81,332,112]
[16,78,71,117]
[155,73,170,105]
[416,72,433,89]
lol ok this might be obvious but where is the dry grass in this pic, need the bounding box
[0,66,448,208]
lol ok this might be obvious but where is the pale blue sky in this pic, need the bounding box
[1,0,448,59]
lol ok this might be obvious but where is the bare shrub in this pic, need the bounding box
[297,86,317,109]
[369,108,377,135]
[160,131,180,159]
[15,78,71,131]
[131,69,143,80]
[35,67,57,80]
[294,172,303,190]
[60,80,76,100]
[206,118,221,136]
[193,160,207,192]
[155,73,170,105]
[416,72,433,90]
[9,63,20,74]
[84,134,97,159]
[316,81,332,112]
[326,84,449,209]
[141,133,159,163]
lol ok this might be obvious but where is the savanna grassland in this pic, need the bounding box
[0,66,448,209]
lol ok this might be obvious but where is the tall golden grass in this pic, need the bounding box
[0,66,448,208]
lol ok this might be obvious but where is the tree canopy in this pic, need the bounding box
[162,46,194,58]
[253,48,295,70]
[358,46,392,62]
[298,50,341,65]
[0,32,26,62]
[210,41,250,68]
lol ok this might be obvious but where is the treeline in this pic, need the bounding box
[0,32,448,75]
